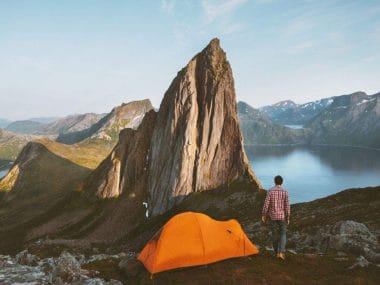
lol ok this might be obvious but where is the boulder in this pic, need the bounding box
[15,249,40,266]
[52,251,81,283]
[312,220,379,262]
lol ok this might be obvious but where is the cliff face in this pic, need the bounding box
[85,39,260,218]
[85,110,157,199]
[148,38,259,216]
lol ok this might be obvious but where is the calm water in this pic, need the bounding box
[0,169,7,179]
[285,125,304,129]
[0,160,12,179]
[246,145,380,204]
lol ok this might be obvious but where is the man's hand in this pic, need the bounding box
[287,219,290,225]
[261,216,266,224]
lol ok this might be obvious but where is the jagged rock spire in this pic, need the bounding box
[85,38,260,218]
[148,38,260,216]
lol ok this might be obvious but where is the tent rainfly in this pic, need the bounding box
[138,212,259,274]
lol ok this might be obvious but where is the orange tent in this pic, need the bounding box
[138,212,259,274]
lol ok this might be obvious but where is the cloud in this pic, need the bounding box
[201,0,247,22]
[222,22,244,35]
[161,0,177,15]
[284,16,315,37]
[285,41,314,54]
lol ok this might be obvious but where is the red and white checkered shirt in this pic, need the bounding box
[262,185,290,221]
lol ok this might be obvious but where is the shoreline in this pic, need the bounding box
[244,143,380,151]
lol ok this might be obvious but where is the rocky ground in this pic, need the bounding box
[0,250,123,285]
[0,247,378,285]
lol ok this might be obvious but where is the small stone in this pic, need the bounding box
[349,256,370,269]
[52,251,81,282]
[84,278,106,285]
[287,249,297,255]
[265,246,274,251]
[107,279,123,285]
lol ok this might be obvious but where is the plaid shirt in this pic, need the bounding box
[262,185,290,221]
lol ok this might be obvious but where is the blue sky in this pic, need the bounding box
[1,0,379,120]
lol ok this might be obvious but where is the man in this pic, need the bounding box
[261,175,290,260]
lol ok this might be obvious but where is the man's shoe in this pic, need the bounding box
[278,253,285,260]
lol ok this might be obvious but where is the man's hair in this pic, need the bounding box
[274,175,283,185]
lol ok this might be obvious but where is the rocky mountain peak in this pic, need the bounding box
[274,100,297,108]
[84,39,260,226]
[56,99,153,144]
[148,38,260,216]
[195,38,226,73]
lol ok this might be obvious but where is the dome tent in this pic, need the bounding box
[138,212,259,274]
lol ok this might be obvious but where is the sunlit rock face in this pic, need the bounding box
[85,110,157,199]
[85,38,260,218]
[147,38,260,216]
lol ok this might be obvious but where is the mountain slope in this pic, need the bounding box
[6,114,105,136]
[0,129,41,161]
[56,99,153,144]
[306,92,380,147]
[6,120,46,134]
[238,101,308,145]
[0,118,12,128]
[260,98,334,125]
[28,117,59,124]
[0,140,92,252]
[42,113,105,135]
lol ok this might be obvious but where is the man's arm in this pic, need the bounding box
[285,191,290,224]
[261,192,270,223]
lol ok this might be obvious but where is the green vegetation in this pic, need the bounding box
[0,142,22,160]
[38,138,113,169]
[290,186,380,235]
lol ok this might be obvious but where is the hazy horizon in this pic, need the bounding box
[1,0,380,120]
[1,88,380,122]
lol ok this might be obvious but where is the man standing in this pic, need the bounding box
[261,175,290,260]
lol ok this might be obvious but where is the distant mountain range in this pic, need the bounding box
[260,97,335,125]
[239,91,380,148]
[2,91,379,163]
[0,117,59,132]
[238,102,308,145]
[27,117,59,124]
[56,99,153,144]
[0,100,154,161]
[0,119,12,129]
[305,91,380,147]
[6,113,106,135]
[0,129,42,161]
